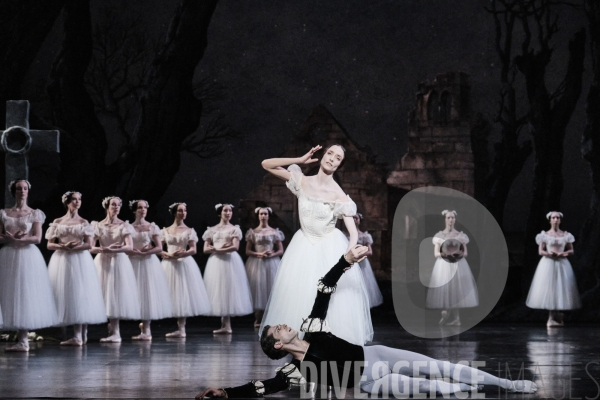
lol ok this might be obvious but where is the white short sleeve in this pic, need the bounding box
[45,223,58,240]
[230,225,243,240]
[333,196,357,219]
[32,209,46,224]
[565,232,575,244]
[285,164,304,197]
[201,227,213,242]
[535,231,545,245]
[245,228,255,242]
[188,228,199,243]
[276,228,285,242]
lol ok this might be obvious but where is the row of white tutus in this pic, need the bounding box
[204,253,253,316]
[163,256,211,317]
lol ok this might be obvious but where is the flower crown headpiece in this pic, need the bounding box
[102,196,121,209]
[356,212,363,219]
[215,203,234,210]
[255,206,272,214]
[169,202,187,212]
[129,199,149,210]
[441,210,457,217]
[546,211,563,220]
[61,191,81,204]
[8,179,31,190]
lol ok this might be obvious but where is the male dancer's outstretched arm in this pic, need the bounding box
[196,246,368,399]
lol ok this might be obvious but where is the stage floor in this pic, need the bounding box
[1,310,598,399]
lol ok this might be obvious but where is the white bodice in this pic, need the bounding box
[46,222,94,244]
[130,222,161,250]
[162,227,198,252]
[246,228,285,252]
[0,209,45,237]
[432,230,469,246]
[286,164,357,243]
[91,221,133,247]
[536,231,575,254]
[202,225,242,249]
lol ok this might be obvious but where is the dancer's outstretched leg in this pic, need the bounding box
[361,346,537,395]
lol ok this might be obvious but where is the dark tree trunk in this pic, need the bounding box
[576,0,600,306]
[125,0,219,207]
[519,29,586,293]
[47,0,109,212]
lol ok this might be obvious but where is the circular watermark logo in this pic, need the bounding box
[392,186,508,338]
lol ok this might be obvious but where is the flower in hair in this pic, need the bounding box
[357,213,363,219]
[61,191,80,204]
[255,206,273,213]
[129,199,148,209]
[102,196,121,208]
[8,179,31,190]
[546,211,563,220]
[441,210,457,216]
[215,203,234,210]
[169,202,186,211]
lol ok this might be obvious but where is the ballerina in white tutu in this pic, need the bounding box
[426,210,478,326]
[526,211,581,327]
[245,206,285,327]
[203,203,253,334]
[161,202,211,338]
[259,144,373,345]
[345,213,383,308]
[0,179,59,352]
[91,196,141,343]
[46,191,106,346]
[127,200,173,341]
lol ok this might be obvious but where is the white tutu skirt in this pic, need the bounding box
[260,229,373,345]
[162,256,211,317]
[359,258,384,308]
[0,244,59,330]
[426,258,479,309]
[131,255,173,320]
[245,256,280,311]
[204,252,254,316]
[526,257,581,310]
[94,253,141,320]
[48,250,106,326]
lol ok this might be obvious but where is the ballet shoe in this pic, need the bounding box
[5,342,29,352]
[132,333,152,341]
[446,318,461,326]
[100,334,122,343]
[60,337,83,346]
[253,320,261,328]
[213,327,232,334]
[438,310,449,325]
[166,331,186,338]
[507,380,537,393]
[546,319,564,327]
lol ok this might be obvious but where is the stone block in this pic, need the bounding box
[439,169,473,181]
[432,142,454,152]
[424,156,445,169]
[387,170,418,186]
[455,142,472,153]
[401,154,425,170]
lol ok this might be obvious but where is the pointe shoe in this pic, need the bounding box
[253,320,261,328]
[100,334,122,343]
[438,310,449,325]
[132,333,152,341]
[547,319,564,327]
[213,327,232,334]
[60,337,83,346]
[507,380,538,393]
[165,331,186,338]
[446,318,461,326]
[5,342,29,352]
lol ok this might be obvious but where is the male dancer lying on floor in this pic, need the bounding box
[197,245,537,398]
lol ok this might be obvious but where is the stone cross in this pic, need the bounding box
[0,100,60,206]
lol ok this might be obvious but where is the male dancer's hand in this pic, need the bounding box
[195,387,226,398]
[344,244,369,264]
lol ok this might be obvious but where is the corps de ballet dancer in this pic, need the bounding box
[426,210,478,326]
[0,179,58,352]
[526,211,581,327]
[127,200,173,340]
[245,206,285,327]
[259,144,373,345]
[345,213,383,308]
[203,203,253,334]
[91,196,141,342]
[161,202,211,338]
[46,191,106,345]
